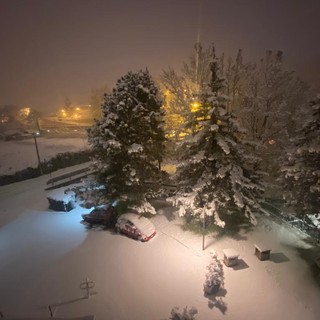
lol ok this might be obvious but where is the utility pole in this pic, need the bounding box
[202,207,206,251]
[33,132,43,175]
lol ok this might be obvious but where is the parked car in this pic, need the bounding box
[82,204,116,226]
[115,212,156,242]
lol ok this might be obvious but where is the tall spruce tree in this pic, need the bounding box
[279,96,320,216]
[88,70,166,210]
[172,46,265,227]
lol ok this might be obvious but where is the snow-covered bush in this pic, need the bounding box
[167,306,198,320]
[203,251,224,295]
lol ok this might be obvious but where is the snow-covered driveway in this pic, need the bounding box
[0,173,319,320]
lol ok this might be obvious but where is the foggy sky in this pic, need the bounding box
[1,0,319,113]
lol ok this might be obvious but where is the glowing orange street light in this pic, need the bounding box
[191,101,201,112]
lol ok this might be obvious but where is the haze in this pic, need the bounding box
[1,0,319,113]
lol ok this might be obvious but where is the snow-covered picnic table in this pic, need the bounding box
[254,243,272,260]
[222,248,240,267]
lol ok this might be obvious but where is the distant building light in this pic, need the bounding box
[0,116,9,123]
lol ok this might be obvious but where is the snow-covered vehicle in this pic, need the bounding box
[82,204,117,226]
[115,213,156,242]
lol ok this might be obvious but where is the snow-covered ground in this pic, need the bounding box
[0,137,89,176]
[0,172,320,320]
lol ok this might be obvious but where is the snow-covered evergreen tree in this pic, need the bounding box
[172,46,265,227]
[88,70,166,210]
[279,96,320,216]
[204,251,224,295]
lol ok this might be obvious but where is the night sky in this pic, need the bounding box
[1,0,319,112]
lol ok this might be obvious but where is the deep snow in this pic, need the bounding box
[0,172,320,320]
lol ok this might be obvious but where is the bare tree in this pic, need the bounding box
[90,85,110,120]
[160,44,212,140]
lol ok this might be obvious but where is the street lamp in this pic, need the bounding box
[32,132,43,175]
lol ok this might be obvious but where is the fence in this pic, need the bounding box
[262,199,320,241]
[46,166,96,190]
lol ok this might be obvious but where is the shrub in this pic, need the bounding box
[203,251,224,295]
[167,306,198,320]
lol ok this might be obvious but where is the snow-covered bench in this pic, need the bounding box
[254,243,271,261]
[222,248,239,267]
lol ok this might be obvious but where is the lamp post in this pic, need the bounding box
[202,208,206,251]
[33,132,43,175]
[198,193,206,251]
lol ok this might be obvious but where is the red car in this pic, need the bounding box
[115,213,156,242]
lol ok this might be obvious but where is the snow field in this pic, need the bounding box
[0,137,89,176]
[0,174,319,319]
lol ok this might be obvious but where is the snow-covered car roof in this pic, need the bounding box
[118,212,155,236]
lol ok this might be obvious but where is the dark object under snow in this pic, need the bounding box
[47,188,75,212]
[47,198,75,212]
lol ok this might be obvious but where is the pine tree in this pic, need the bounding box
[172,46,265,228]
[279,96,320,216]
[88,70,166,209]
